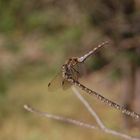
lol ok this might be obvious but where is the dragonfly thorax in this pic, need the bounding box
[62,64,73,80]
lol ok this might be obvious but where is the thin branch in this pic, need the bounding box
[24,104,98,130]
[71,86,106,130]
[24,87,140,140]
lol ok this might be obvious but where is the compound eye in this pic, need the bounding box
[74,58,77,64]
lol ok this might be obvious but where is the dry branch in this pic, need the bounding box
[24,87,140,140]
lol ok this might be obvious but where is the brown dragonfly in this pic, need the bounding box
[48,41,140,119]
[48,41,107,91]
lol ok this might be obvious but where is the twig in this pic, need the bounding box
[24,104,98,130]
[24,87,140,140]
[71,86,106,129]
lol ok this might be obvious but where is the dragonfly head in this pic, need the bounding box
[67,57,78,67]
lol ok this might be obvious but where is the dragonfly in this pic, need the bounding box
[48,41,107,91]
[48,41,140,119]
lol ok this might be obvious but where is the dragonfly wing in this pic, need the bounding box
[48,73,63,92]
[48,72,71,92]
[62,79,72,90]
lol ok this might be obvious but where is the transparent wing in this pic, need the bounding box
[48,72,63,92]
[48,72,71,92]
[62,79,72,90]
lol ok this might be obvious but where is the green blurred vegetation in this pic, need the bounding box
[0,0,140,140]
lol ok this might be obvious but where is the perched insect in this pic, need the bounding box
[48,41,107,91]
[48,41,140,119]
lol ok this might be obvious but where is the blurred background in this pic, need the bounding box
[0,0,140,140]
